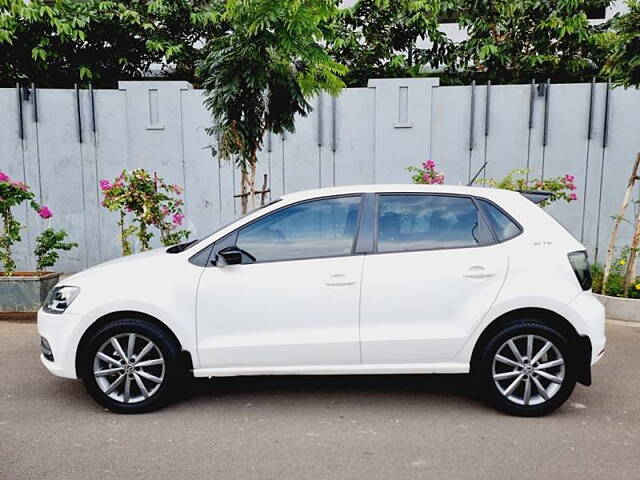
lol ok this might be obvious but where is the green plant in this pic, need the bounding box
[448,0,612,84]
[604,0,640,88]
[591,249,640,299]
[476,169,578,207]
[99,169,190,256]
[327,0,451,87]
[0,0,226,87]
[34,228,78,272]
[198,0,346,214]
[0,170,75,275]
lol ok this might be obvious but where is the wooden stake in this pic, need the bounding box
[602,152,640,293]
[623,209,640,296]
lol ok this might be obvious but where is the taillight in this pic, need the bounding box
[568,251,592,291]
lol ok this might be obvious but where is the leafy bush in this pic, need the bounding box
[0,171,76,275]
[34,229,78,272]
[100,169,190,255]
[592,249,640,299]
[476,169,578,207]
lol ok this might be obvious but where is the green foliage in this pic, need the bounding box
[476,169,579,207]
[327,0,452,87]
[99,169,190,255]
[329,0,614,86]
[0,0,226,87]
[591,249,640,298]
[34,228,78,272]
[449,0,612,84]
[604,0,640,88]
[198,0,346,173]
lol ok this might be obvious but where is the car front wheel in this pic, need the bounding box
[79,318,182,413]
[475,320,577,416]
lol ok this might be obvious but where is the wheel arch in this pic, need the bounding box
[470,307,592,385]
[75,310,194,379]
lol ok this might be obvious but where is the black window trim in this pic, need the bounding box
[475,196,524,243]
[371,192,499,255]
[192,193,367,266]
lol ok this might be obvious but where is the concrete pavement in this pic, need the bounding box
[1,320,639,480]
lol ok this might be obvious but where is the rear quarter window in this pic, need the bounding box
[478,199,522,242]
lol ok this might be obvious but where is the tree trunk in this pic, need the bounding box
[623,211,640,296]
[239,154,258,215]
[602,152,640,293]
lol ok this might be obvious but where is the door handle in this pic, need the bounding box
[325,274,356,286]
[463,266,495,279]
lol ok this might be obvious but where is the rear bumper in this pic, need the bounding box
[567,290,606,366]
[565,291,606,386]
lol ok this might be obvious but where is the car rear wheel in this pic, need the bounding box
[79,318,182,413]
[475,320,577,416]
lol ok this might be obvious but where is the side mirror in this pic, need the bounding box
[214,246,255,266]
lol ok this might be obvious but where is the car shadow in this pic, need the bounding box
[179,373,489,411]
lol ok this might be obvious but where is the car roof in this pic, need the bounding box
[280,184,521,203]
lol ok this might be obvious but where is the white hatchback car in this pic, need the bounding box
[38,185,605,416]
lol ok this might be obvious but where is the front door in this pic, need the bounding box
[196,195,364,370]
[359,194,508,365]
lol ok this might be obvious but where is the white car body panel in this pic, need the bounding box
[37,184,606,383]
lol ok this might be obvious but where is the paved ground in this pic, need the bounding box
[1,320,639,480]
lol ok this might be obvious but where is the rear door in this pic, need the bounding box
[359,194,508,365]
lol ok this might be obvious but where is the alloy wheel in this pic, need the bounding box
[93,333,165,404]
[492,334,565,406]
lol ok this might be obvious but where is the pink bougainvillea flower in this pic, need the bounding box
[172,185,184,195]
[11,181,29,191]
[172,213,185,226]
[568,193,578,201]
[161,205,170,216]
[99,180,112,191]
[567,183,576,190]
[0,171,9,182]
[564,174,575,182]
[38,206,53,219]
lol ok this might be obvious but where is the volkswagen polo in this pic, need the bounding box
[38,185,605,416]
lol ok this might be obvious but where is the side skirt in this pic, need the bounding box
[192,362,470,378]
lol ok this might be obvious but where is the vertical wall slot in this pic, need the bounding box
[394,86,412,128]
[147,89,164,130]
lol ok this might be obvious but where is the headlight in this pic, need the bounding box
[43,286,80,314]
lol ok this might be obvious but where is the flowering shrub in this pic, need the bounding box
[100,169,190,256]
[476,169,578,207]
[0,171,76,275]
[407,160,445,185]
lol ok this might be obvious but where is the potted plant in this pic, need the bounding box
[0,171,77,314]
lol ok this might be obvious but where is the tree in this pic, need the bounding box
[604,0,640,88]
[198,0,346,214]
[327,0,452,87]
[449,0,613,84]
[0,0,225,87]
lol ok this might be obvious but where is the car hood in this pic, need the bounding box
[60,247,170,286]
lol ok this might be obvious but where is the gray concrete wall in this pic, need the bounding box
[1,78,639,272]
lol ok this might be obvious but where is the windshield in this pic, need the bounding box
[169,198,282,252]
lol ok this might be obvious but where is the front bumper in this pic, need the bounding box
[37,309,84,379]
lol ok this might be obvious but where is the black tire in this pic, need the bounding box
[78,318,182,413]
[473,319,577,417]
